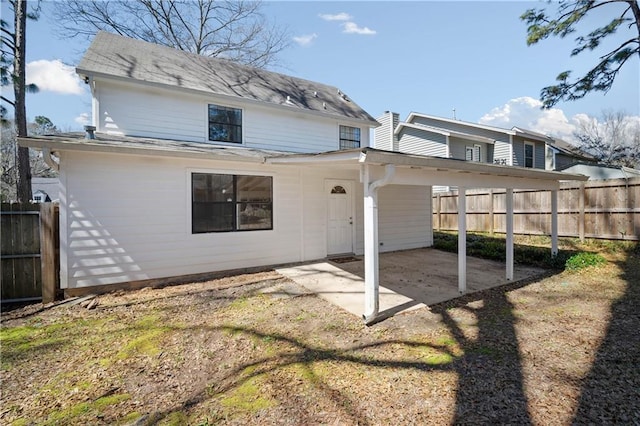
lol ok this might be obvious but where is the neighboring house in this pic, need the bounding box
[31,177,60,202]
[545,138,598,171]
[19,32,586,322]
[559,163,640,180]
[375,112,594,171]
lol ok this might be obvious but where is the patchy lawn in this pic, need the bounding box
[1,238,638,425]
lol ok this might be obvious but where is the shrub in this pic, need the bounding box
[565,252,606,271]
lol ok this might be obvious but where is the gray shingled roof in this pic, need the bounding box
[77,31,377,124]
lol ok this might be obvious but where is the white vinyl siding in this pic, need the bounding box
[58,150,432,289]
[378,185,432,252]
[94,79,369,153]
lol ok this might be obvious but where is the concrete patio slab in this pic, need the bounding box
[276,248,546,319]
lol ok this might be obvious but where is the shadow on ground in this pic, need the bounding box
[572,244,640,423]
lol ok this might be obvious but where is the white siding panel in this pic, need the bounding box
[62,151,302,288]
[95,79,370,153]
[60,150,368,289]
[244,107,338,153]
[378,185,432,252]
[98,81,205,141]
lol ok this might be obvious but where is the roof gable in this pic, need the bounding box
[407,112,516,136]
[77,31,377,125]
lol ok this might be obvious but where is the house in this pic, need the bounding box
[558,163,640,180]
[545,138,599,171]
[31,177,59,202]
[19,32,587,323]
[375,111,595,171]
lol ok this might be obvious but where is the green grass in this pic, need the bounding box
[42,393,130,425]
[565,252,607,271]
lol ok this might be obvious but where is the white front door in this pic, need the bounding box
[326,180,354,255]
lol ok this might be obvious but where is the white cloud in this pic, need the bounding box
[319,12,352,21]
[293,33,318,47]
[479,96,577,141]
[26,59,85,95]
[74,112,90,125]
[342,22,377,35]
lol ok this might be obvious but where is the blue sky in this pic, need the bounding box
[5,1,640,140]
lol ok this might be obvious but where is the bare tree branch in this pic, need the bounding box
[53,0,290,69]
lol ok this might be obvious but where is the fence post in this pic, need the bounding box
[436,193,441,231]
[579,183,585,242]
[489,189,495,235]
[40,203,57,303]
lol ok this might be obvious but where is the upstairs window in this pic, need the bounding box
[524,142,535,168]
[339,125,361,149]
[192,173,272,233]
[208,104,242,143]
[465,144,482,162]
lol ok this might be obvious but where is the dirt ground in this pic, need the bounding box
[1,246,639,425]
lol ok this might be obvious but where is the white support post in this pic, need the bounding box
[551,189,558,256]
[458,186,467,293]
[506,188,514,281]
[363,165,379,321]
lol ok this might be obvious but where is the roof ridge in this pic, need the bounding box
[78,31,377,124]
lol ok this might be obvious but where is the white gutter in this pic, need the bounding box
[363,163,395,325]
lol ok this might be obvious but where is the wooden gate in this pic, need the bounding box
[1,203,59,303]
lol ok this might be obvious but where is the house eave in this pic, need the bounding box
[18,134,271,163]
[406,112,517,136]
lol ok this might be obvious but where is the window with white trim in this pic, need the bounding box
[339,125,361,149]
[465,144,482,162]
[524,142,535,168]
[192,173,272,233]
[208,104,242,143]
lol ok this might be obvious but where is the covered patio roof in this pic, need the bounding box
[270,148,588,324]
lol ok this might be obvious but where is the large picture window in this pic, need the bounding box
[192,173,272,233]
[339,125,361,149]
[208,104,242,143]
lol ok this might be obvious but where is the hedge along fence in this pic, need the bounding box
[433,177,640,241]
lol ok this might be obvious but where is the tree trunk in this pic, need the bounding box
[14,0,31,203]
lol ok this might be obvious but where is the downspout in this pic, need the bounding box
[363,163,395,325]
[42,148,59,172]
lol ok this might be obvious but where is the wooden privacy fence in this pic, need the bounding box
[1,203,59,303]
[433,177,640,241]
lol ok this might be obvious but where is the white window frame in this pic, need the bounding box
[524,141,535,168]
[465,144,482,162]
